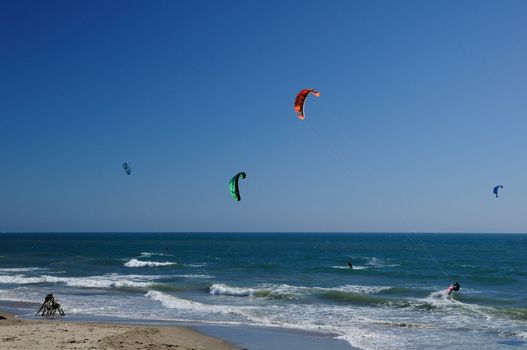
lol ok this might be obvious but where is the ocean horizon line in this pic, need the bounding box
[1,231,526,235]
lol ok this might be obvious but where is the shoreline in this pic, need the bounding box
[0,300,355,350]
[0,309,241,350]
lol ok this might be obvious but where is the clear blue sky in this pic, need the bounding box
[1,0,527,233]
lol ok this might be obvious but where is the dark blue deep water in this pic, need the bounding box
[0,233,526,349]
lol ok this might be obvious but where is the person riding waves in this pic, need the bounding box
[447,281,460,295]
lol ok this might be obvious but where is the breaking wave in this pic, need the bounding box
[0,273,163,289]
[124,258,176,268]
[208,283,392,300]
[139,252,172,258]
[185,263,207,268]
[331,265,368,270]
[145,290,235,315]
[210,284,256,297]
[0,267,43,273]
[172,274,213,279]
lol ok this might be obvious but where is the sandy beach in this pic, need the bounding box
[0,310,240,350]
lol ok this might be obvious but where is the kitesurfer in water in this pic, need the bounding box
[348,261,353,269]
[447,281,460,295]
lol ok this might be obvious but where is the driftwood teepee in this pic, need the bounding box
[35,293,65,317]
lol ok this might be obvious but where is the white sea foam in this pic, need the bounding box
[335,325,408,350]
[145,291,235,315]
[334,257,398,270]
[331,265,368,270]
[204,302,410,350]
[335,284,392,294]
[257,283,391,298]
[146,290,206,309]
[0,275,48,284]
[139,252,157,257]
[365,256,399,268]
[207,282,391,299]
[416,289,505,326]
[419,290,462,309]
[74,294,527,349]
[185,263,207,267]
[124,258,176,268]
[0,288,38,303]
[45,275,154,289]
[0,267,42,272]
[0,273,163,289]
[139,252,172,258]
[173,274,213,279]
[210,284,255,297]
[3,279,519,350]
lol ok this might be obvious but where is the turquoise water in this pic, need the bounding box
[0,233,526,349]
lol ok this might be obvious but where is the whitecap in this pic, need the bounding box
[124,258,176,268]
[185,263,207,268]
[335,284,392,294]
[139,252,172,258]
[0,267,42,272]
[207,282,392,299]
[0,273,165,289]
[173,274,213,279]
[210,284,255,297]
[331,265,368,270]
[0,275,47,284]
[145,291,233,315]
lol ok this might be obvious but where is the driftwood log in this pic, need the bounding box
[35,293,65,317]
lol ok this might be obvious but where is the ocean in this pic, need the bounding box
[0,233,526,349]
